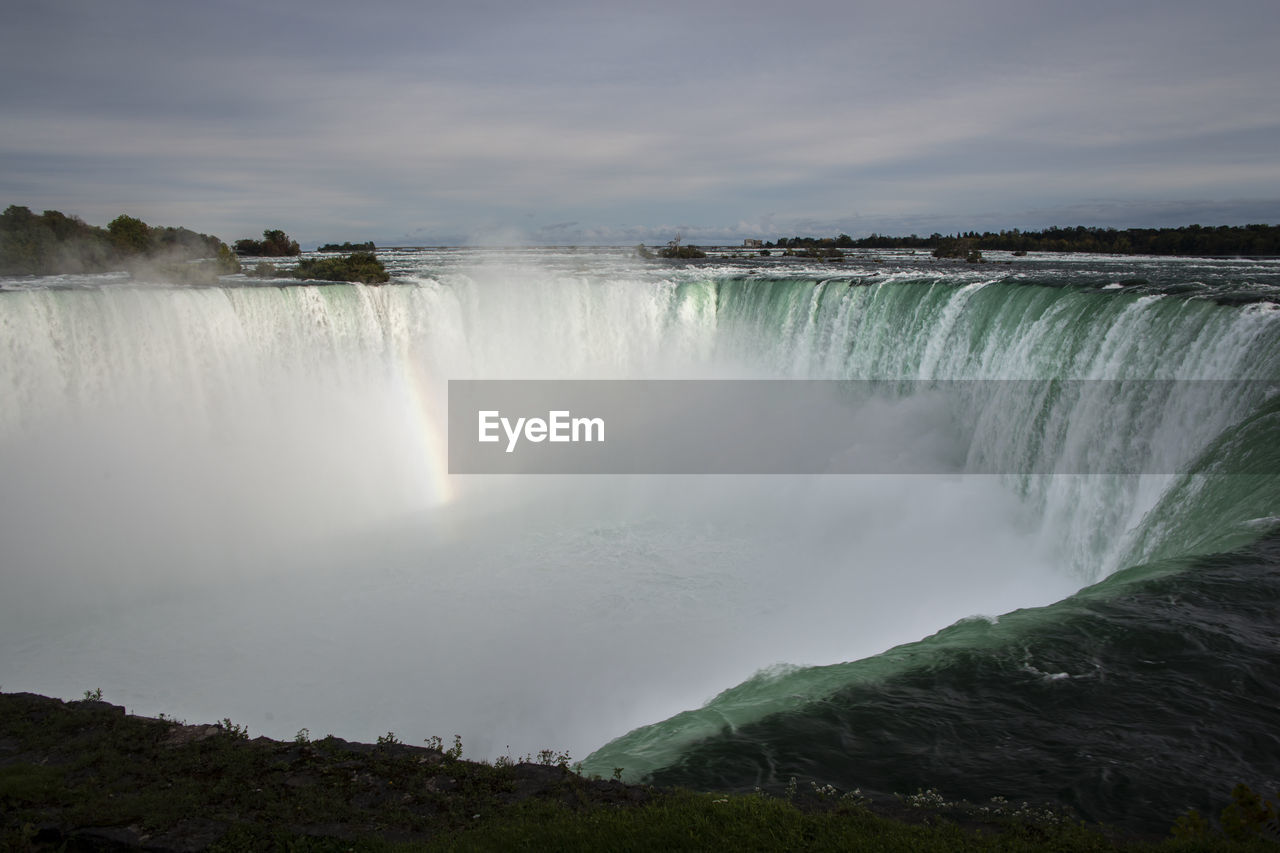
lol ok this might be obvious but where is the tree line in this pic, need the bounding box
[768,224,1280,256]
[0,205,240,276]
[317,241,376,253]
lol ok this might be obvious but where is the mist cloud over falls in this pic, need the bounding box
[0,269,1083,761]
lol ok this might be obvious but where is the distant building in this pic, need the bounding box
[743,239,763,248]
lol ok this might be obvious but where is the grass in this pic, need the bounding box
[0,691,1275,852]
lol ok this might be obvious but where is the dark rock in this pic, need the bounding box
[68,699,127,716]
[161,724,222,747]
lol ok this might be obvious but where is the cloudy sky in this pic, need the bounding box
[3,0,1278,245]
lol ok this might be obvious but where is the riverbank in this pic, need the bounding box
[0,690,1266,851]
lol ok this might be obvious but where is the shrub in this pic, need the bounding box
[1220,783,1278,841]
[234,229,300,257]
[292,251,390,284]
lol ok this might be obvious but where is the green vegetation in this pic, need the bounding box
[107,213,151,254]
[3,690,1278,851]
[233,229,301,257]
[768,224,1280,257]
[248,252,392,285]
[0,205,240,277]
[292,251,390,284]
[318,240,377,252]
[931,237,986,263]
[658,236,707,259]
[1171,784,1280,844]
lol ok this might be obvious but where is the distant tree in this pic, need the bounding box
[234,229,300,256]
[215,244,242,274]
[107,214,152,254]
[261,229,300,256]
[0,205,44,273]
[1,206,236,275]
[318,241,376,253]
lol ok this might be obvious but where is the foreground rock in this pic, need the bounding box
[0,691,646,851]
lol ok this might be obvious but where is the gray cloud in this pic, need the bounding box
[3,0,1278,243]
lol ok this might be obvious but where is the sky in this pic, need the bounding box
[3,0,1279,246]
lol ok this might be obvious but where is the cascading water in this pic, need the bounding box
[2,248,1278,830]
[709,272,1280,574]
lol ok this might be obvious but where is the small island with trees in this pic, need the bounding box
[638,235,707,259]
[233,229,300,257]
[289,251,390,284]
[0,205,240,281]
[0,209,392,285]
[223,229,391,283]
[318,240,376,253]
